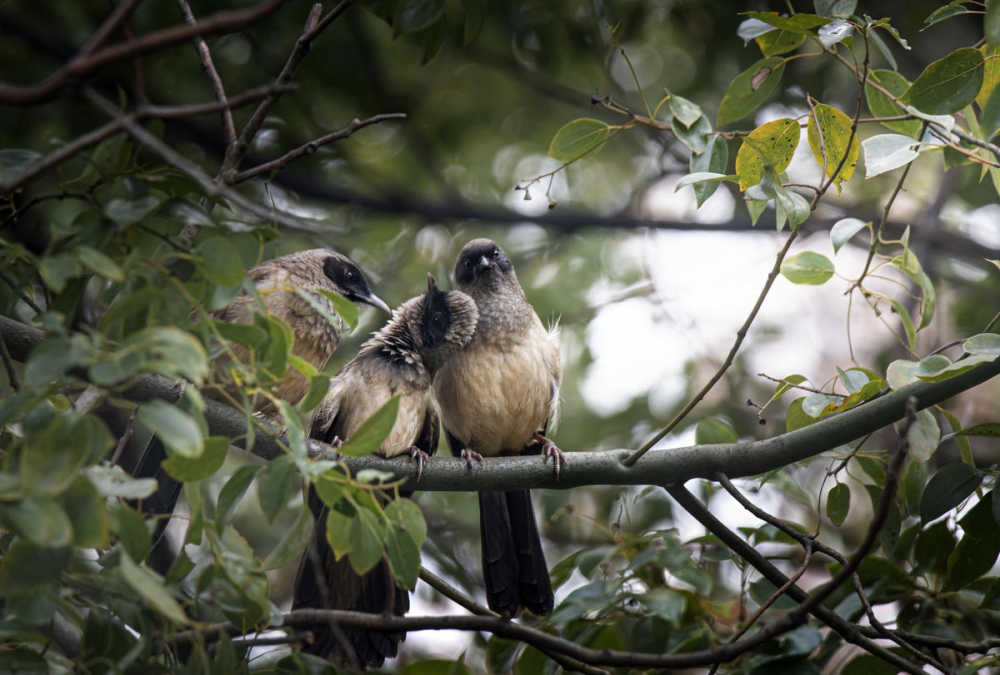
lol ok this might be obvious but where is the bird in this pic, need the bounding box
[204,248,391,417]
[133,248,389,565]
[294,273,479,669]
[432,238,563,618]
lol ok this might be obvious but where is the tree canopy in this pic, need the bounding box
[2,0,1000,673]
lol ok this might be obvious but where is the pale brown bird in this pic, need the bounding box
[432,238,562,617]
[206,248,390,416]
[295,274,479,669]
[135,249,388,551]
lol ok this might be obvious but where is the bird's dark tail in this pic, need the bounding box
[128,435,183,573]
[479,490,554,617]
[293,492,408,669]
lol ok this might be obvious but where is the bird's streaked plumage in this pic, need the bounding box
[295,274,478,668]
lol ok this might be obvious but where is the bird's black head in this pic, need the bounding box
[322,253,390,313]
[418,274,478,370]
[454,238,514,289]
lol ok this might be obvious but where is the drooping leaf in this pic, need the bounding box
[807,103,858,190]
[138,400,204,459]
[197,237,247,288]
[262,506,315,571]
[547,118,611,162]
[695,417,738,444]
[865,70,921,136]
[826,483,850,526]
[215,464,262,529]
[735,117,800,190]
[396,0,446,33]
[162,436,229,482]
[862,133,921,177]
[117,550,188,625]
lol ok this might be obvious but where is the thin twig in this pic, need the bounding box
[78,0,143,58]
[233,113,406,183]
[0,269,45,315]
[174,0,237,144]
[108,405,139,467]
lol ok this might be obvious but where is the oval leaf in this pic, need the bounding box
[920,462,983,523]
[807,103,858,190]
[718,57,786,125]
[827,483,851,526]
[904,47,984,114]
[547,118,611,162]
[780,251,835,285]
[337,395,401,458]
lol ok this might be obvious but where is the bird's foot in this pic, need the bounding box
[461,448,484,469]
[408,445,430,482]
[329,435,344,449]
[534,432,567,479]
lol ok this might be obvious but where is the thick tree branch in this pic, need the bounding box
[0,0,293,105]
[3,314,998,493]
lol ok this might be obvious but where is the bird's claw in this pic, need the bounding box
[461,448,484,469]
[409,445,430,482]
[534,432,567,479]
[329,435,344,449]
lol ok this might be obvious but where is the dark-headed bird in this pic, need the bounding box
[135,249,388,558]
[294,274,478,669]
[432,238,562,618]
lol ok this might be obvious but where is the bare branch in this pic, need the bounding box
[232,113,407,184]
[174,0,237,144]
[0,0,293,105]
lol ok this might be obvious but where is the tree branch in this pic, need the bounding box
[3,314,998,493]
[0,0,294,105]
[232,113,407,184]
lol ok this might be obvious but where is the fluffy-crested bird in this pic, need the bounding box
[294,274,479,669]
[432,238,563,617]
[134,248,388,563]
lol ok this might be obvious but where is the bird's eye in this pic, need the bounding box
[465,260,472,267]
[433,312,443,324]
[346,270,355,281]
[493,248,500,259]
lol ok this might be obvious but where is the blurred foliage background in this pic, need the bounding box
[3,0,1000,671]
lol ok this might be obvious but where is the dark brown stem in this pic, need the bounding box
[174,0,237,144]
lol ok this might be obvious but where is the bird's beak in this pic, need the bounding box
[363,292,392,314]
[478,256,492,270]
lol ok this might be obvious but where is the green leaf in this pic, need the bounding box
[103,195,161,225]
[841,654,907,675]
[258,454,295,525]
[807,103,858,190]
[888,298,916,351]
[298,373,331,415]
[668,93,703,127]
[305,288,357,334]
[0,495,73,548]
[547,118,611,162]
[862,133,921,177]
[386,523,421,589]
[903,47,984,115]
[84,465,156,499]
[38,252,82,293]
[0,539,70,596]
[780,251,835,285]
[117,550,188,625]
[61,476,109,548]
[258,313,293,379]
[774,184,811,230]
[964,333,1000,355]
[216,464,262,529]
[196,237,246,287]
[980,78,1000,140]
[855,455,886,488]
[925,1,973,27]
[461,0,484,46]
[23,412,108,496]
[262,506,315,571]
[349,508,385,575]
[865,70,921,136]
[888,249,936,328]
[162,435,228,482]
[672,114,712,154]
[396,0,445,33]
[735,118,799,190]
[950,422,1000,438]
[689,136,730,206]
[162,197,214,227]
[717,57,786,125]
[756,29,806,57]
[337,394,401,457]
[24,334,95,386]
[138,400,204,459]
[325,500,353,558]
[695,417,738,444]
[76,245,125,282]
[827,483,850,526]
[745,12,832,33]
[987,0,1000,47]
[110,502,152,562]
[944,492,1000,591]
[638,588,686,624]
[906,409,941,465]
[386,498,427,547]
[978,44,1000,108]
[920,462,982,523]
